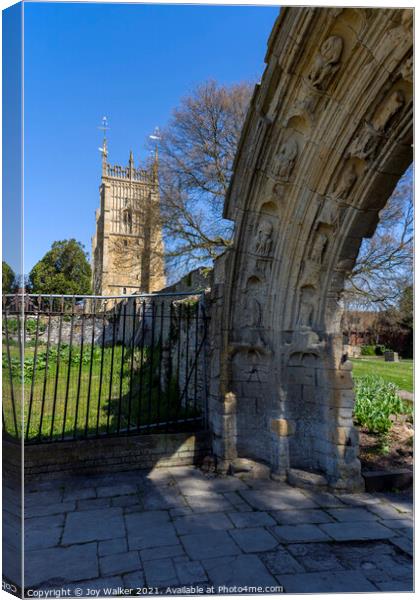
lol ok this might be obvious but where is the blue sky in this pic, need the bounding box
[21,1,279,274]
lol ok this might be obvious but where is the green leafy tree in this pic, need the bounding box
[2,261,16,293]
[29,240,92,295]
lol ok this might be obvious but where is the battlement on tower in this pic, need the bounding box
[104,163,153,182]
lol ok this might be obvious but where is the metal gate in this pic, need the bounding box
[2,293,208,444]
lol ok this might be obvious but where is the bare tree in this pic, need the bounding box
[344,164,413,309]
[155,80,253,278]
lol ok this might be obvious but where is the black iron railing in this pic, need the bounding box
[2,293,208,444]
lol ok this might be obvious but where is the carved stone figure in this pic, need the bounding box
[244,287,263,328]
[348,125,380,161]
[297,286,316,329]
[254,220,273,257]
[373,90,405,132]
[333,163,357,200]
[318,198,338,229]
[275,138,298,181]
[308,36,343,90]
[310,232,329,264]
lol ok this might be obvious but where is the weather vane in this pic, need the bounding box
[98,116,109,155]
[149,126,161,142]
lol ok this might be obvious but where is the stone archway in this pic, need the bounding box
[208,7,413,491]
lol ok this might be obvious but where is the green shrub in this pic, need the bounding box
[361,345,376,356]
[354,375,411,434]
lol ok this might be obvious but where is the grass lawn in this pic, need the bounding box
[3,342,201,441]
[351,356,414,393]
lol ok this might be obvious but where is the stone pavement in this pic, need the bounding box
[6,466,413,595]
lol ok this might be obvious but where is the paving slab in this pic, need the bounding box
[390,535,413,557]
[97,483,139,498]
[100,551,141,576]
[143,558,179,587]
[98,537,128,557]
[326,507,379,522]
[334,547,412,583]
[25,501,76,519]
[125,509,170,530]
[185,493,234,513]
[375,579,413,592]
[25,514,65,530]
[380,518,413,531]
[337,493,381,506]
[270,509,333,525]
[279,569,377,593]
[203,554,279,588]
[333,541,394,559]
[142,491,187,511]
[25,542,98,588]
[122,571,146,589]
[260,548,305,575]
[176,477,247,496]
[170,507,193,518]
[239,489,317,511]
[287,543,346,572]
[174,558,208,584]
[367,502,413,520]
[62,507,125,544]
[174,512,233,535]
[272,524,332,543]
[319,521,396,542]
[128,522,179,551]
[378,492,413,513]
[112,494,141,508]
[180,531,241,560]
[140,544,186,562]
[228,511,276,528]
[69,576,124,595]
[229,527,279,553]
[77,498,111,511]
[63,488,97,502]
[25,490,63,506]
[25,527,62,550]
[300,490,345,508]
[223,492,253,512]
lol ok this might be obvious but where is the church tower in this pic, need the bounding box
[91,134,166,296]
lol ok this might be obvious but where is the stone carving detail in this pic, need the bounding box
[231,348,271,384]
[318,198,339,229]
[400,56,413,83]
[332,163,357,201]
[348,124,380,161]
[254,220,273,257]
[275,137,298,181]
[232,276,271,355]
[372,90,405,133]
[310,231,329,263]
[244,284,263,329]
[308,36,343,90]
[297,285,317,330]
[349,90,406,163]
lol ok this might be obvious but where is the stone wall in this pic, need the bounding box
[4,431,211,481]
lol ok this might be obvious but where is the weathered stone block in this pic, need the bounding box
[270,418,296,437]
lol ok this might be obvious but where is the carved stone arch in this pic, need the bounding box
[209,7,413,490]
